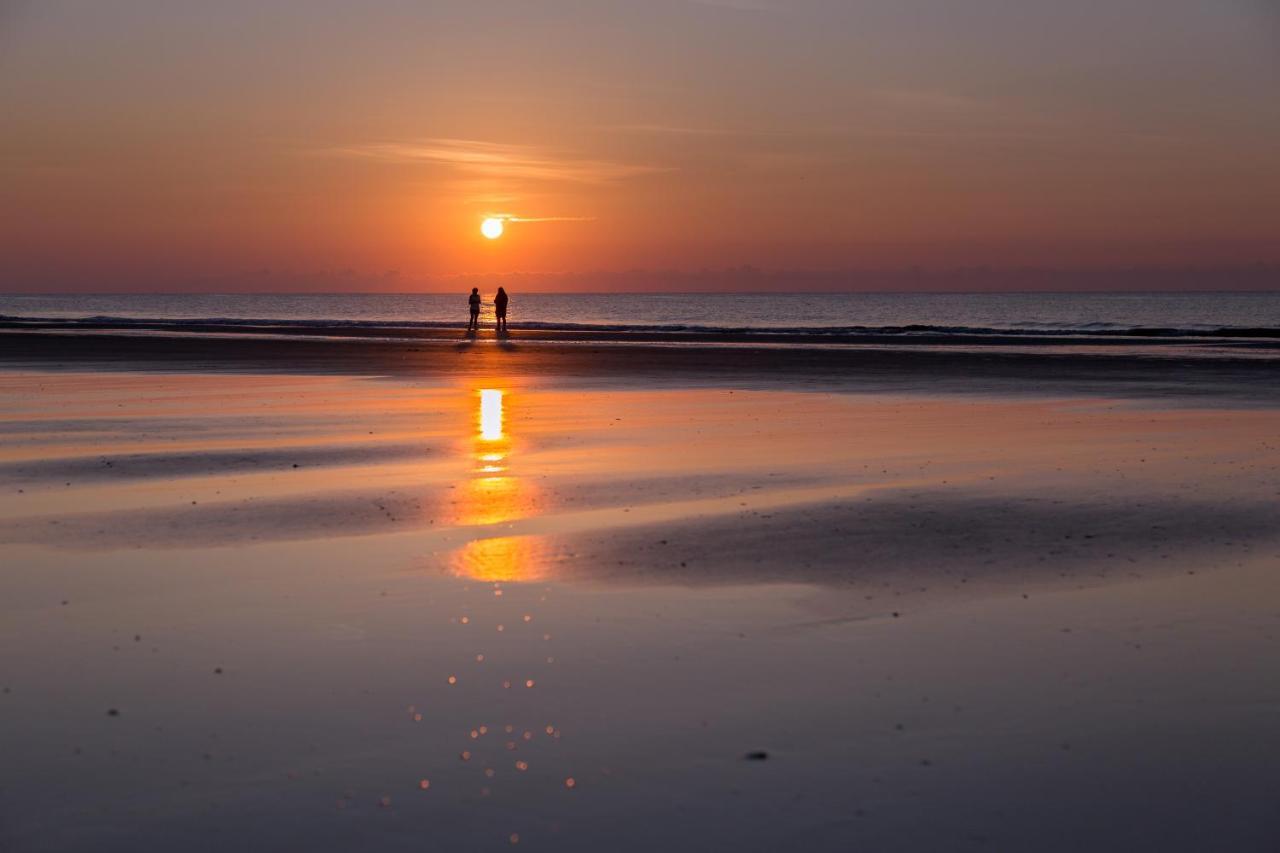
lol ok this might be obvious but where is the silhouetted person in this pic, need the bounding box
[494,287,509,333]
[467,287,481,332]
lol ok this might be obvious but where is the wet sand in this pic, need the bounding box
[2,364,1279,851]
[4,327,1280,403]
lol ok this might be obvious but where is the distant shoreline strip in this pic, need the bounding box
[3,315,1280,343]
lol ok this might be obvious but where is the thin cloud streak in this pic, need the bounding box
[686,0,783,11]
[482,213,599,226]
[327,138,666,185]
[505,216,597,223]
[605,123,743,137]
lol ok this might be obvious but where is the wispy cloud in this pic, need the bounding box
[327,138,664,185]
[503,215,597,223]
[479,212,598,226]
[871,89,995,115]
[686,0,782,11]
[866,88,1192,146]
[605,123,736,137]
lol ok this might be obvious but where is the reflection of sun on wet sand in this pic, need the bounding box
[479,389,504,442]
[452,388,548,582]
[453,535,549,583]
[456,474,522,526]
[441,390,568,841]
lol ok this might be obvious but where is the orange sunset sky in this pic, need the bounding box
[2,1,1278,292]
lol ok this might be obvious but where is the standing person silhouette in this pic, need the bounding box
[467,287,481,333]
[494,286,509,334]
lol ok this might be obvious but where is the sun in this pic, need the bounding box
[481,218,505,240]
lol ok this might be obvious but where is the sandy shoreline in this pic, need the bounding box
[4,328,1280,402]
[7,315,1280,346]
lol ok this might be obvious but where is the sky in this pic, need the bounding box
[1,0,1278,292]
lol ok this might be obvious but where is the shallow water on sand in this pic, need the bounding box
[2,371,1279,851]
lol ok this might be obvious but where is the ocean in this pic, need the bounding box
[1,292,1278,345]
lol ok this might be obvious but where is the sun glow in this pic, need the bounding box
[481,218,505,240]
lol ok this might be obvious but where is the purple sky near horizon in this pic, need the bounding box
[2,0,1278,292]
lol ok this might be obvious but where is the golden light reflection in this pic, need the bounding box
[449,388,548,582]
[460,475,522,526]
[479,450,506,474]
[454,536,548,583]
[480,389,504,441]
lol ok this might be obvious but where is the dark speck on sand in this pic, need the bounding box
[744,751,769,761]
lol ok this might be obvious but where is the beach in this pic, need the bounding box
[8,0,1280,846]
[2,329,1279,851]
[4,324,1280,403]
